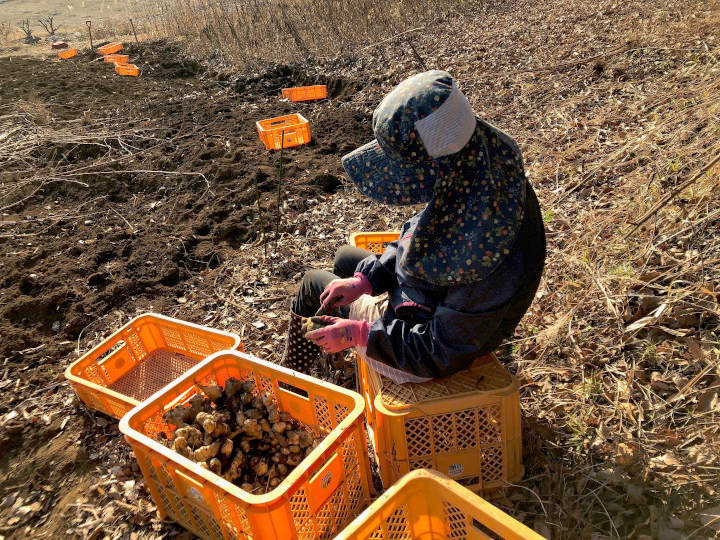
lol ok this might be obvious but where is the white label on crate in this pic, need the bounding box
[448,463,464,477]
[188,486,204,503]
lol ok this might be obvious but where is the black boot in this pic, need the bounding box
[281,310,320,374]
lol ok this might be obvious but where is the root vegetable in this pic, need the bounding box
[245,409,262,420]
[224,377,244,398]
[301,316,332,335]
[194,441,220,462]
[175,426,203,448]
[172,436,193,459]
[197,383,223,402]
[163,405,190,427]
[286,431,300,446]
[187,395,208,420]
[225,451,246,482]
[297,430,313,448]
[156,379,323,491]
[196,411,217,434]
[243,419,263,439]
[213,422,231,438]
[252,459,268,477]
[208,458,222,475]
[220,438,233,459]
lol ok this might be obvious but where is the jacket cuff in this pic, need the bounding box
[353,272,373,296]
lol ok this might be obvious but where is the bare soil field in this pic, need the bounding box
[1,0,719,537]
[1,0,132,34]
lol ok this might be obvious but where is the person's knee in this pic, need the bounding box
[295,270,325,315]
[333,245,358,276]
[301,270,326,292]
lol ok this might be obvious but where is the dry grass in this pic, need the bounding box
[130,0,465,67]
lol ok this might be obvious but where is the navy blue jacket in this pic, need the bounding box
[355,181,546,378]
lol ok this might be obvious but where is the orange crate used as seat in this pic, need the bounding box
[104,53,129,63]
[115,63,139,77]
[351,232,523,492]
[58,49,78,59]
[119,349,372,540]
[338,469,543,539]
[256,113,311,150]
[98,42,123,55]
[281,85,327,102]
[65,313,243,420]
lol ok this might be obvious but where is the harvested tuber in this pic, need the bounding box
[301,316,333,336]
[157,378,324,494]
[208,458,222,475]
[175,426,203,448]
[197,383,223,403]
[194,440,220,462]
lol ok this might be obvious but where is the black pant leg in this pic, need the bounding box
[333,246,374,278]
[293,269,337,316]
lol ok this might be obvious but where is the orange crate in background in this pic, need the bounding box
[65,314,243,419]
[115,63,139,77]
[348,231,402,255]
[281,85,327,102]
[104,54,129,63]
[58,49,78,59]
[351,231,524,492]
[256,113,311,150]
[338,470,543,539]
[98,42,123,55]
[119,349,372,540]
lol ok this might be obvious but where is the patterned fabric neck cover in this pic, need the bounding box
[342,70,527,285]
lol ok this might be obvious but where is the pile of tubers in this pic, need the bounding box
[158,378,319,494]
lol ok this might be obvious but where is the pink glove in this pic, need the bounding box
[304,316,369,353]
[318,273,372,313]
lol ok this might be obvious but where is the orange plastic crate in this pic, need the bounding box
[104,53,129,63]
[65,313,243,420]
[115,63,139,77]
[348,231,402,256]
[98,41,123,55]
[58,48,78,59]
[351,232,523,492]
[338,470,543,539]
[256,113,311,150]
[119,349,372,540]
[281,85,327,102]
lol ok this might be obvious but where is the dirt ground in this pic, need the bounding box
[1,0,134,38]
[0,40,378,538]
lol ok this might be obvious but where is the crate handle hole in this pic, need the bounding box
[96,339,126,364]
[471,518,503,539]
[278,380,308,399]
